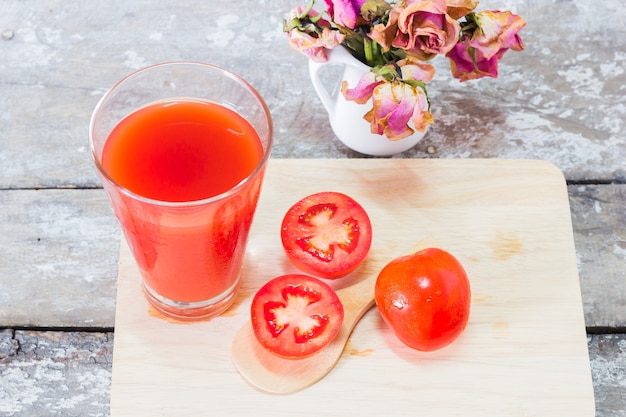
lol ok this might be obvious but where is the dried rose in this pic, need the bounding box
[284,5,346,62]
[447,10,525,81]
[446,38,502,81]
[469,10,525,59]
[392,0,461,60]
[324,0,368,29]
[342,59,435,140]
[369,5,402,52]
[446,0,479,19]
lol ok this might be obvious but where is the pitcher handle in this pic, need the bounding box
[308,47,369,116]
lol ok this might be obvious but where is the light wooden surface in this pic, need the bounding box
[232,236,435,394]
[111,159,594,416]
[1,0,625,416]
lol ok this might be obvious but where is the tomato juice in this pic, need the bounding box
[103,100,263,202]
[101,99,265,309]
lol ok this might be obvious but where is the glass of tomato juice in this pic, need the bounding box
[89,62,273,320]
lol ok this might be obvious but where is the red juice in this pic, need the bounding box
[102,99,265,306]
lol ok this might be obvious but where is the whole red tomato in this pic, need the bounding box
[374,248,471,351]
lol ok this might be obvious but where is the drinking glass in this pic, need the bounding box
[89,62,273,320]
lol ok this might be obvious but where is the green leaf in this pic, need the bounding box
[469,46,479,71]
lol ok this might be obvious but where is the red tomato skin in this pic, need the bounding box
[251,274,344,359]
[280,192,372,279]
[374,248,471,352]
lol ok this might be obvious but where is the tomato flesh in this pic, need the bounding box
[374,248,471,352]
[281,192,372,279]
[251,274,344,359]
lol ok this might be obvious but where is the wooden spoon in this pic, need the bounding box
[231,237,435,394]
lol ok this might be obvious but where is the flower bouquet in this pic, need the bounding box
[284,0,526,141]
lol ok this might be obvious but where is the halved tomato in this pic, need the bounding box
[280,191,372,279]
[250,274,344,359]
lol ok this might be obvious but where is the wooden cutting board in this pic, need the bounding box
[110,159,595,416]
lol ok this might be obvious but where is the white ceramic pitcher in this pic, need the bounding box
[308,46,426,156]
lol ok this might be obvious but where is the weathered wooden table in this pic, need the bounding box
[1,0,624,415]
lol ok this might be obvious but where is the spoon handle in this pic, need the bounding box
[231,237,436,394]
[230,277,377,395]
[231,319,351,394]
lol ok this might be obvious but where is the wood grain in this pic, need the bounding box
[1,1,625,188]
[5,331,626,417]
[0,184,624,329]
[0,0,624,415]
[231,237,438,394]
[110,159,595,416]
[569,184,626,327]
[0,189,119,327]
[0,329,114,417]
